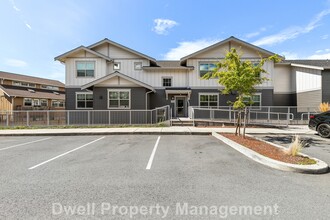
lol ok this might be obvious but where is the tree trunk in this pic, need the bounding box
[235,111,240,136]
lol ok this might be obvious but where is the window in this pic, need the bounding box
[162,77,172,87]
[40,99,48,107]
[243,93,261,109]
[199,93,219,107]
[76,61,95,77]
[41,85,59,91]
[23,98,32,106]
[113,62,121,70]
[52,100,65,108]
[108,89,130,109]
[33,99,40,106]
[199,63,216,77]
[13,81,36,88]
[134,62,142,70]
[76,93,93,109]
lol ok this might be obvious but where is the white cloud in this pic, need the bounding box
[25,22,32,30]
[253,9,330,46]
[308,53,330,59]
[316,48,330,53]
[9,0,20,11]
[5,59,28,67]
[163,38,220,60]
[245,27,268,39]
[321,34,329,39]
[153,18,178,35]
[281,51,299,59]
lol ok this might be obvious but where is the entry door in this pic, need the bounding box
[175,97,186,117]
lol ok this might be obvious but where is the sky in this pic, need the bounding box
[1,0,330,83]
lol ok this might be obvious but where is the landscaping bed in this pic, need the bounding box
[221,133,316,165]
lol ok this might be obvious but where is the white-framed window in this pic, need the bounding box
[40,99,48,107]
[52,100,65,108]
[76,93,93,109]
[108,89,130,109]
[23,98,32,107]
[134,62,142,70]
[243,93,262,110]
[12,81,36,88]
[113,62,121,70]
[162,77,172,87]
[41,85,59,91]
[199,62,217,77]
[199,93,219,107]
[33,99,40,106]
[76,61,95,77]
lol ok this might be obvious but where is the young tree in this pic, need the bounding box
[203,48,281,137]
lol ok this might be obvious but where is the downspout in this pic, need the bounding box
[145,90,154,110]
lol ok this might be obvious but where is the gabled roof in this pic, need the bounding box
[0,85,65,99]
[88,38,156,62]
[180,36,282,63]
[55,46,113,62]
[0,71,64,87]
[284,60,330,69]
[81,71,155,92]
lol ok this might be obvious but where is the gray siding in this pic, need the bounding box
[273,93,297,106]
[65,88,86,110]
[297,90,321,109]
[322,70,330,102]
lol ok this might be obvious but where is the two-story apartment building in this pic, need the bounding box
[55,36,330,117]
[0,71,65,111]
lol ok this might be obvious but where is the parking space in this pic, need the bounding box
[0,135,330,219]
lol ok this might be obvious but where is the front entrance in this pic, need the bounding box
[175,96,187,117]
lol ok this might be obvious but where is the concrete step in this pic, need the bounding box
[171,120,194,126]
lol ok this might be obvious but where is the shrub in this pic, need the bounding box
[284,135,306,156]
[319,102,330,112]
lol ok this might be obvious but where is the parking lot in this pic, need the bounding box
[0,135,330,219]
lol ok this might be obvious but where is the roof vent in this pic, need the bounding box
[53,91,60,95]
[27,89,35,93]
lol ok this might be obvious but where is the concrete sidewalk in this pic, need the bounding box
[0,125,315,136]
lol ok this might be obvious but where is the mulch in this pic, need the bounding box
[221,133,316,165]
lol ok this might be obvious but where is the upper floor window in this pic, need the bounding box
[199,63,217,77]
[76,61,95,77]
[243,93,261,110]
[134,62,142,70]
[40,99,48,107]
[41,85,59,91]
[162,77,172,87]
[23,98,32,107]
[13,81,36,88]
[199,93,219,107]
[108,89,130,109]
[113,62,121,70]
[76,93,93,109]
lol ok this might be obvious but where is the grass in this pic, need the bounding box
[284,135,305,156]
[0,122,169,130]
[319,102,330,112]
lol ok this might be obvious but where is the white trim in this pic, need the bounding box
[161,76,172,87]
[291,63,324,70]
[23,98,33,107]
[198,93,219,107]
[113,62,121,70]
[107,89,131,109]
[75,60,96,78]
[75,91,93,109]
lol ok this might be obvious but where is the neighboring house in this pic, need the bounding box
[55,36,330,117]
[0,71,65,111]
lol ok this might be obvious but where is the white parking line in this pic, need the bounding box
[28,136,105,170]
[0,137,52,151]
[146,136,161,170]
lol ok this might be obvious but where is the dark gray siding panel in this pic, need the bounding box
[149,90,172,109]
[273,93,297,106]
[322,70,330,102]
[65,88,83,110]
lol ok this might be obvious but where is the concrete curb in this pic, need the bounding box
[212,131,329,174]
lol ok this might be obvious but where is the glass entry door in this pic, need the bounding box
[175,97,186,117]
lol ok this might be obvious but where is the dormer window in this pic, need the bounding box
[113,62,121,70]
[76,61,95,77]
